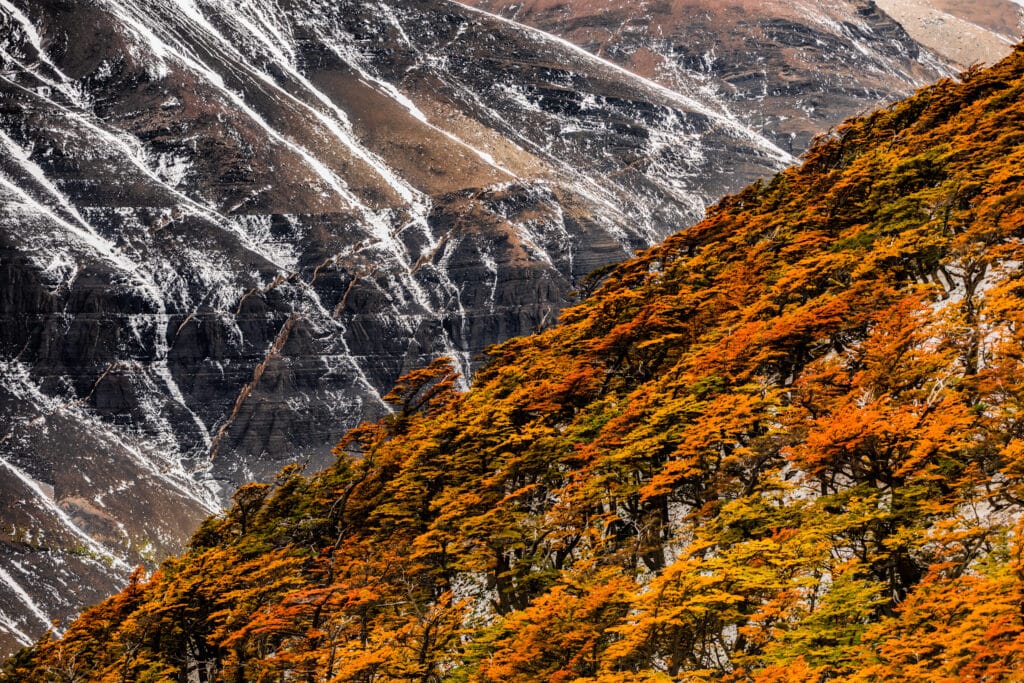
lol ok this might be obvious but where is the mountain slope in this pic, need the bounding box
[8,43,1024,682]
[0,0,972,654]
[460,0,967,153]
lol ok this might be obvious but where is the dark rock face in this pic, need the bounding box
[0,0,963,655]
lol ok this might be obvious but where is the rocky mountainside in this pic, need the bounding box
[7,43,1024,683]
[0,0,986,656]
[461,0,981,153]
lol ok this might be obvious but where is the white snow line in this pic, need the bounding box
[0,169,137,278]
[0,567,51,631]
[230,0,298,65]
[0,72,288,272]
[1,356,216,510]
[324,41,517,178]
[101,0,362,209]
[165,0,419,205]
[0,130,102,240]
[210,4,483,385]
[0,608,35,646]
[419,67,635,239]
[8,0,470,433]
[291,281,390,411]
[218,1,424,204]
[0,456,129,571]
[351,4,518,176]
[0,0,84,104]
[0,139,204,438]
[451,1,797,166]
[2,128,175,312]
[0,353,220,515]
[377,2,416,49]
